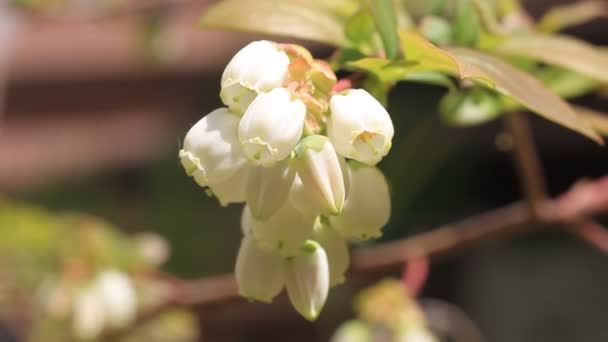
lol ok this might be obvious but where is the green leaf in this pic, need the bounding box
[453,0,481,46]
[446,46,603,144]
[574,105,608,137]
[496,34,608,83]
[199,0,356,46]
[345,9,375,44]
[367,0,400,59]
[536,67,599,99]
[398,32,602,143]
[402,71,456,90]
[538,0,608,33]
[346,58,414,83]
[440,87,502,126]
[347,57,454,89]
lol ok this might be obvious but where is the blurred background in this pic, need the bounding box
[0,0,607,341]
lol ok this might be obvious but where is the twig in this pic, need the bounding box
[504,112,548,217]
[110,175,608,331]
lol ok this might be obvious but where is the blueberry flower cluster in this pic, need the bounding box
[179,41,394,320]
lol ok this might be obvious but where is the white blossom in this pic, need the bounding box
[180,108,246,186]
[330,165,391,240]
[285,240,330,321]
[95,270,137,330]
[312,221,350,287]
[328,89,394,165]
[294,135,346,216]
[220,40,290,114]
[73,284,105,340]
[250,202,316,258]
[246,160,295,220]
[239,87,306,167]
[205,163,250,206]
[235,235,285,303]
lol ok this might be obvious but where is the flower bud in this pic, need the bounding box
[239,87,306,167]
[250,202,316,257]
[235,235,285,303]
[180,108,246,186]
[285,240,330,321]
[73,284,105,340]
[96,270,137,330]
[313,221,350,287]
[247,160,296,220]
[207,163,250,206]
[328,89,394,165]
[330,164,390,240]
[221,41,290,114]
[294,135,346,216]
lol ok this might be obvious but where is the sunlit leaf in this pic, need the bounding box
[398,32,601,143]
[347,57,454,89]
[346,58,414,83]
[199,0,357,46]
[446,46,603,143]
[538,0,608,33]
[367,0,400,59]
[497,34,608,83]
[574,105,608,137]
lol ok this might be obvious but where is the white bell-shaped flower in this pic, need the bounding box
[247,160,296,220]
[95,270,137,330]
[285,240,330,321]
[239,87,306,167]
[180,108,246,186]
[250,202,316,257]
[221,40,290,115]
[73,284,105,340]
[330,165,391,240]
[206,163,250,206]
[294,135,346,216]
[312,221,350,287]
[235,235,286,303]
[328,89,394,165]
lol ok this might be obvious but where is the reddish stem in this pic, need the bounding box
[401,255,430,296]
[331,73,366,93]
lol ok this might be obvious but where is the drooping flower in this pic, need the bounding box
[220,40,290,114]
[312,220,350,287]
[330,164,391,240]
[238,87,306,167]
[205,163,250,206]
[328,89,394,165]
[235,235,285,303]
[179,107,246,186]
[246,160,296,220]
[285,240,330,321]
[248,202,316,258]
[294,135,346,216]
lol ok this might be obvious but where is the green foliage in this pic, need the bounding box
[198,0,608,142]
[366,0,400,59]
[199,0,358,46]
[452,0,481,46]
[496,34,608,83]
